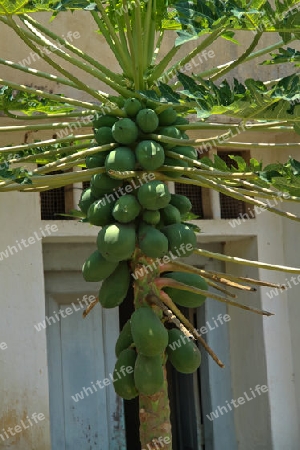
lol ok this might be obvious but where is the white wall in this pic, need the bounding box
[0,192,51,450]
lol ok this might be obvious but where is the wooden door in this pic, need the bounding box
[44,243,126,450]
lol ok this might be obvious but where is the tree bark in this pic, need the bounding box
[139,366,172,449]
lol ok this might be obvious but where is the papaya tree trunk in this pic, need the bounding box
[132,251,172,449]
[139,366,172,449]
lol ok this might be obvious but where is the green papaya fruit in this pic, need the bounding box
[112,118,139,144]
[174,117,189,125]
[135,140,165,170]
[138,223,169,258]
[97,223,136,262]
[136,108,159,133]
[94,126,115,145]
[167,328,201,373]
[90,173,122,198]
[87,197,115,226]
[137,180,171,210]
[163,272,208,307]
[159,125,181,139]
[86,151,109,169]
[131,306,168,356]
[112,194,141,223]
[134,353,164,396]
[160,204,181,225]
[92,114,118,129]
[124,98,142,117]
[142,209,161,225]
[99,262,130,308]
[82,250,118,282]
[169,146,198,164]
[115,319,134,357]
[170,194,192,215]
[113,348,138,400]
[105,147,136,176]
[162,223,196,256]
[79,188,96,215]
[158,107,177,126]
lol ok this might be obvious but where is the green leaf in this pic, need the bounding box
[228,154,247,171]
[56,209,86,219]
[261,47,300,66]
[158,83,181,103]
[182,221,201,233]
[289,158,300,176]
[0,86,76,115]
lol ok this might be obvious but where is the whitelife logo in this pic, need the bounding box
[71,365,134,402]
[0,412,45,442]
[206,384,269,421]
[0,224,58,261]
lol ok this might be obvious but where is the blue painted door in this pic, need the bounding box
[45,270,126,450]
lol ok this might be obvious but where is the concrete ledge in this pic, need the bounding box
[41,218,258,244]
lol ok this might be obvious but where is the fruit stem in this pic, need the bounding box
[158,291,225,368]
[154,278,273,316]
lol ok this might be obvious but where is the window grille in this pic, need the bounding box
[217,151,252,220]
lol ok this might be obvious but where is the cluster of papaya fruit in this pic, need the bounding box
[113,307,201,400]
[78,98,209,397]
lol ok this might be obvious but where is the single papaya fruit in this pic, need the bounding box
[131,306,168,357]
[90,173,122,197]
[137,180,171,210]
[170,193,192,215]
[86,151,109,169]
[82,250,118,282]
[79,188,96,215]
[115,319,134,357]
[112,194,141,223]
[94,127,115,145]
[113,348,138,400]
[134,353,164,396]
[158,107,177,126]
[142,209,161,225]
[167,328,201,373]
[136,108,159,133]
[159,126,181,140]
[138,222,169,258]
[124,98,142,117]
[87,197,115,226]
[135,140,165,170]
[93,114,118,129]
[163,272,208,307]
[97,223,136,262]
[162,223,196,256]
[99,262,130,308]
[160,204,181,225]
[169,146,198,164]
[105,147,136,176]
[112,118,138,144]
[174,116,189,125]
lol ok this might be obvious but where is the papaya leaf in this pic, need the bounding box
[55,209,86,219]
[0,86,76,115]
[228,154,247,171]
[288,157,300,176]
[261,47,300,66]
[182,221,201,233]
[158,83,181,103]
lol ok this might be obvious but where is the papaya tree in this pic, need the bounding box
[1,0,300,448]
